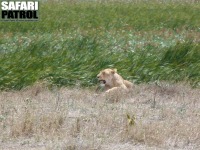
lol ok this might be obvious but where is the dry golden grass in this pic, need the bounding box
[0,83,200,150]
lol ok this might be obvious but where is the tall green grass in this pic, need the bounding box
[0,1,200,32]
[0,1,199,90]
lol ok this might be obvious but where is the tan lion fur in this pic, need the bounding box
[97,68,133,93]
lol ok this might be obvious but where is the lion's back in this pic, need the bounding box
[123,80,133,89]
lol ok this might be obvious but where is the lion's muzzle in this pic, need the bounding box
[99,80,106,84]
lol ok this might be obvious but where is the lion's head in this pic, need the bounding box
[97,68,117,85]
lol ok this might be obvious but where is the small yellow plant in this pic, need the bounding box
[126,114,136,126]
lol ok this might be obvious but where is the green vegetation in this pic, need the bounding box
[0,0,200,90]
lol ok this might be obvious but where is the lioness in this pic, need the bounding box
[97,68,133,93]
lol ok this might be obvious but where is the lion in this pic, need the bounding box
[97,68,133,93]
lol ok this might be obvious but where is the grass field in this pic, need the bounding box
[0,0,199,90]
[0,83,200,149]
[0,0,200,149]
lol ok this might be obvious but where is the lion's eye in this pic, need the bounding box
[102,71,105,75]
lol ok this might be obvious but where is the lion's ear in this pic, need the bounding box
[112,68,117,74]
